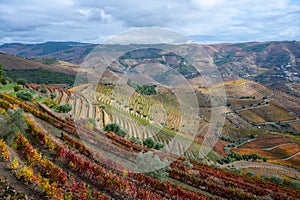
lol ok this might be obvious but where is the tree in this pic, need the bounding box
[50,93,57,100]
[0,64,7,85]
[16,91,33,101]
[56,104,72,113]
[270,175,284,185]
[0,109,28,145]
[13,85,21,92]
[40,88,48,94]
[135,151,170,181]
[16,78,27,85]
[104,123,127,137]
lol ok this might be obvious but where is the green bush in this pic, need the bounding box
[130,137,142,145]
[270,175,284,185]
[16,90,33,101]
[13,85,21,92]
[143,137,165,150]
[182,160,193,169]
[50,93,57,99]
[104,123,127,137]
[40,88,48,94]
[0,109,28,145]
[16,78,27,85]
[290,180,300,189]
[56,104,72,113]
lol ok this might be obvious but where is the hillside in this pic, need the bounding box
[0,42,96,64]
[2,41,300,95]
[0,53,86,85]
[0,83,299,199]
[0,41,300,199]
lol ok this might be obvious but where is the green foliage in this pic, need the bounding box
[217,152,261,164]
[50,93,57,100]
[16,90,33,101]
[270,175,284,185]
[16,78,27,85]
[290,180,300,189]
[43,98,57,108]
[13,85,21,92]
[263,157,268,162]
[129,137,142,145]
[246,172,255,177]
[182,160,193,169]
[143,138,165,150]
[0,64,7,85]
[143,138,155,148]
[127,79,157,95]
[136,151,170,182]
[56,104,72,113]
[104,123,127,137]
[5,69,86,85]
[86,118,96,126]
[40,88,47,94]
[0,109,28,145]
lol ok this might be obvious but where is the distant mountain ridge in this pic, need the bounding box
[1,40,300,95]
[0,41,96,64]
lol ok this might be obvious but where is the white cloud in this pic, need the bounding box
[0,0,299,44]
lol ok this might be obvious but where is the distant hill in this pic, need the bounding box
[0,41,96,64]
[0,53,86,85]
[1,41,300,95]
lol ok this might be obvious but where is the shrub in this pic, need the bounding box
[13,85,21,92]
[153,141,165,150]
[136,151,170,181]
[56,104,72,113]
[143,138,155,148]
[16,90,33,101]
[130,137,142,145]
[104,123,127,137]
[270,175,284,185]
[182,160,193,169]
[290,180,300,189]
[0,109,27,145]
[40,88,48,94]
[246,172,255,177]
[50,93,57,99]
[263,157,268,162]
[16,78,27,85]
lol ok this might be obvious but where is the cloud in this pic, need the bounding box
[0,0,299,44]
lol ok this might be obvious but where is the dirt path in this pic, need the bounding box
[221,160,300,178]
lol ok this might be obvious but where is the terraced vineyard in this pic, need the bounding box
[231,133,300,169]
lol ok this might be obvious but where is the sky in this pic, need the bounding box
[0,0,299,44]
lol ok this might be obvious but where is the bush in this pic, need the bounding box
[290,180,300,189]
[16,90,33,101]
[143,138,165,150]
[56,104,72,113]
[270,175,284,185]
[0,109,28,145]
[182,160,193,169]
[16,78,27,85]
[246,172,255,177]
[143,138,155,148]
[130,137,142,145]
[13,85,21,92]
[135,151,170,181]
[104,123,127,137]
[50,93,57,99]
[40,88,47,94]
[263,157,268,162]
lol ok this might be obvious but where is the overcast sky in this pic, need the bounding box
[0,0,299,44]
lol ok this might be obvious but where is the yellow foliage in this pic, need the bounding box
[0,139,10,162]
[9,157,20,170]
